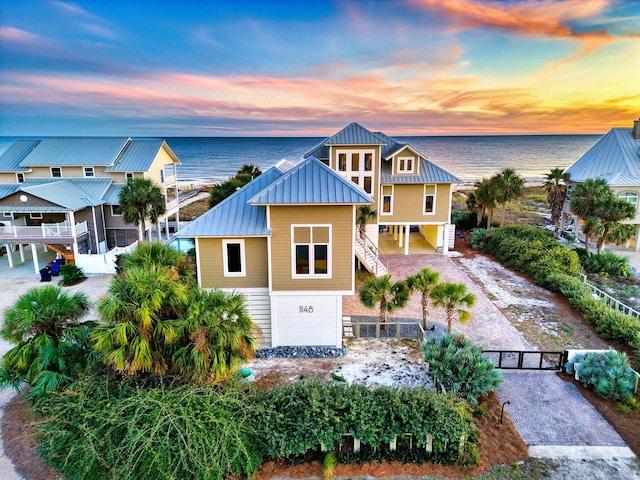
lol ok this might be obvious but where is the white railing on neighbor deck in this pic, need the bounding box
[579,273,640,319]
[0,221,88,240]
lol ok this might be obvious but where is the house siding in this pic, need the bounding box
[270,205,353,291]
[391,147,419,175]
[378,183,450,223]
[198,237,269,289]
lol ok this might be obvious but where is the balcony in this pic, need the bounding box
[0,221,88,243]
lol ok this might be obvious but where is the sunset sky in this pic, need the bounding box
[0,0,638,136]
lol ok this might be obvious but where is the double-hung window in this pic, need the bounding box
[423,185,436,214]
[397,157,414,173]
[223,239,245,277]
[335,149,374,194]
[292,225,330,277]
[381,185,393,215]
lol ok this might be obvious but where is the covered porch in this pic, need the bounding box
[377,224,454,255]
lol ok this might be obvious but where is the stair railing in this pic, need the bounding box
[355,229,387,276]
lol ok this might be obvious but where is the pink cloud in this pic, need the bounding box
[0,27,46,46]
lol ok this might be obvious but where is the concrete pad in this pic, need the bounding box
[529,445,636,458]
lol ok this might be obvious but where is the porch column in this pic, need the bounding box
[156,222,161,241]
[69,211,79,258]
[393,225,398,241]
[442,224,450,255]
[175,210,180,231]
[18,243,25,262]
[399,226,403,248]
[635,225,640,252]
[404,224,410,256]
[31,243,39,274]
[4,244,13,268]
[164,218,170,240]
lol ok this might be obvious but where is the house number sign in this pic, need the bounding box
[299,305,314,313]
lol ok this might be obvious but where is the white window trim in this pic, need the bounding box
[619,191,638,207]
[3,212,12,218]
[111,205,123,216]
[16,173,24,183]
[334,148,375,194]
[381,184,394,215]
[83,166,95,177]
[423,184,436,215]
[50,167,62,178]
[397,156,415,174]
[291,224,332,279]
[126,172,134,182]
[222,239,246,277]
[30,212,43,219]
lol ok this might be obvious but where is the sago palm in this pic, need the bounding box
[0,285,94,398]
[359,274,409,326]
[430,282,476,334]
[172,289,256,383]
[406,267,440,330]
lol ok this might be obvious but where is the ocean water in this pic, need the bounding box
[0,134,601,185]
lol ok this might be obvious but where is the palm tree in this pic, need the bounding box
[594,198,636,253]
[570,178,613,256]
[91,265,188,376]
[493,168,524,228]
[172,289,256,383]
[117,241,196,284]
[406,267,440,330]
[356,205,377,238]
[118,178,166,242]
[430,282,475,334]
[543,168,570,238]
[474,178,498,229]
[0,285,94,398]
[359,274,409,327]
[237,163,262,179]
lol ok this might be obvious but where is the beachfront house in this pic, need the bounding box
[0,137,181,273]
[562,118,640,250]
[175,122,460,348]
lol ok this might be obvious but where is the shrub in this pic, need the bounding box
[422,334,502,405]
[59,264,86,286]
[581,251,631,278]
[569,351,635,401]
[470,228,487,249]
[452,210,478,230]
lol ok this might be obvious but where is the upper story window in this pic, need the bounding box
[111,205,123,216]
[397,157,415,174]
[381,185,393,215]
[164,163,176,182]
[338,153,347,172]
[335,149,375,195]
[51,167,62,178]
[424,185,436,214]
[84,167,95,177]
[126,172,134,182]
[292,225,331,278]
[16,173,24,183]
[222,239,245,277]
[619,191,638,207]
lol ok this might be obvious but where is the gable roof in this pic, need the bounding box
[380,158,461,184]
[0,178,113,211]
[564,128,640,185]
[249,156,372,205]
[0,140,40,172]
[175,166,285,237]
[105,140,180,172]
[303,122,387,158]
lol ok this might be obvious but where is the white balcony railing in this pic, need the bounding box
[0,221,88,241]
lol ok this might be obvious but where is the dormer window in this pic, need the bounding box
[16,173,24,183]
[398,157,415,174]
[51,167,62,178]
[84,167,95,177]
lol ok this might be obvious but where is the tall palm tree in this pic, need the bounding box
[172,289,256,383]
[430,282,476,334]
[595,198,636,253]
[570,178,612,256]
[406,267,440,330]
[474,178,498,229]
[356,205,377,238]
[118,178,166,242]
[493,168,524,228]
[359,274,409,327]
[542,168,570,238]
[92,265,188,376]
[0,286,94,398]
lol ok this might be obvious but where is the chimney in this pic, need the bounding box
[633,118,640,140]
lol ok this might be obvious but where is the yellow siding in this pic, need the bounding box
[392,147,419,175]
[198,237,268,289]
[420,225,439,248]
[380,183,451,223]
[270,205,353,291]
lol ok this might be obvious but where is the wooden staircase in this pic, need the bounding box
[354,230,387,277]
[45,244,75,264]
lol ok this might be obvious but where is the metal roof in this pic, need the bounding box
[0,178,113,210]
[564,128,640,184]
[304,122,387,157]
[103,184,123,204]
[175,166,285,238]
[0,184,19,198]
[20,137,131,167]
[105,140,180,172]
[380,158,461,184]
[0,140,40,172]
[249,156,373,205]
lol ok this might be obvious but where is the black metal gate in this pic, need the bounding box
[482,350,567,370]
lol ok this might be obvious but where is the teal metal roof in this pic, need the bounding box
[380,158,461,184]
[0,184,19,198]
[0,140,40,172]
[106,140,180,172]
[103,184,124,204]
[564,128,640,185]
[304,122,387,157]
[20,137,131,167]
[249,156,373,205]
[175,166,285,238]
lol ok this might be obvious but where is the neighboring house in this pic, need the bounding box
[563,118,640,250]
[0,137,181,273]
[175,122,460,348]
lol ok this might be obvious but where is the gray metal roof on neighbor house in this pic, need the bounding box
[175,166,285,238]
[0,184,19,199]
[19,137,131,167]
[105,140,180,172]
[0,140,40,172]
[380,158,461,184]
[103,184,124,204]
[0,178,114,211]
[249,156,373,205]
[564,128,640,185]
